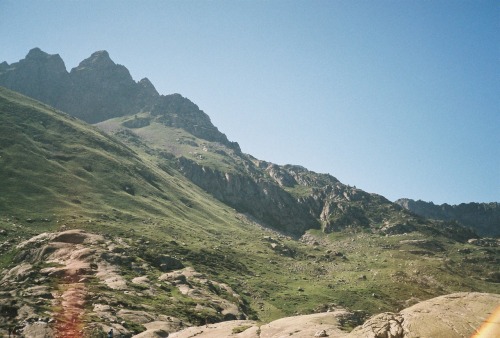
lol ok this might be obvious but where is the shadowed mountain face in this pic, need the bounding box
[0,48,157,123]
[0,48,238,151]
[396,198,500,237]
[0,48,70,107]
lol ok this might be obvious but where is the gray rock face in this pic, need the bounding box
[266,164,297,187]
[0,48,154,123]
[0,48,70,107]
[63,50,151,123]
[0,49,239,150]
[177,157,320,235]
[396,198,500,237]
[177,155,439,236]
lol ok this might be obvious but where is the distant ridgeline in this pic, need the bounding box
[396,199,500,237]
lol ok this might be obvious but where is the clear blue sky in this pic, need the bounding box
[1,0,498,204]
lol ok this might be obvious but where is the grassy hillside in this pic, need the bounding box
[95,101,499,317]
[0,87,498,336]
[0,87,213,220]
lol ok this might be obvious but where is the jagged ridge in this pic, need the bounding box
[396,198,500,237]
[0,48,238,150]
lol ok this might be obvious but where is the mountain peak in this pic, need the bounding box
[137,77,159,100]
[0,61,8,73]
[24,48,65,67]
[74,50,115,71]
[26,47,49,59]
[92,50,109,56]
[1,48,237,146]
[90,50,111,61]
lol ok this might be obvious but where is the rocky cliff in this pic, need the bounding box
[0,48,70,107]
[396,198,500,237]
[177,157,320,235]
[173,152,429,236]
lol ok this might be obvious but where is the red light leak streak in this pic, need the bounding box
[471,305,500,338]
[53,275,86,337]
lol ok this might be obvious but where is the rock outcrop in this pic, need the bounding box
[177,155,428,236]
[0,48,70,107]
[177,157,320,235]
[168,310,356,338]
[348,292,500,338]
[152,94,240,151]
[0,229,248,337]
[157,292,500,337]
[0,49,158,123]
[63,50,158,123]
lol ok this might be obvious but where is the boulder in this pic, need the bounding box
[154,255,184,272]
[22,321,54,338]
[348,292,500,338]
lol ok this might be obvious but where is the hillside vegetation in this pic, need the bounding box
[1,87,498,337]
[0,49,499,337]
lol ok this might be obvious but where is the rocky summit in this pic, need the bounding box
[0,49,499,337]
[1,48,142,122]
[0,49,239,150]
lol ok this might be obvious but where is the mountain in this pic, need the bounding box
[0,48,236,153]
[396,198,500,237]
[0,48,154,123]
[0,49,499,337]
[1,48,427,236]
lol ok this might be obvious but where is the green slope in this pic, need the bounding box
[0,86,210,220]
[0,87,498,337]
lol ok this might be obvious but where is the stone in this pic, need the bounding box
[155,255,184,272]
[22,321,54,338]
[117,309,155,325]
[348,292,500,338]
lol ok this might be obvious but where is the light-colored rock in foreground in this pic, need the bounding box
[167,309,361,338]
[258,310,353,338]
[166,292,499,338]
[348,292,500,338]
